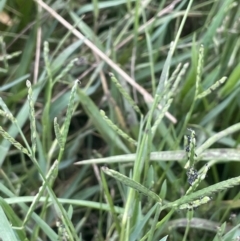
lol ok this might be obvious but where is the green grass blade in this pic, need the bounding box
[196,123,240,156]
[101,169,121,235]
[22,160,58,227]
[102,166,162,203]
[147,203,162,241]
[77,88,130,153]
[0,206,19,241]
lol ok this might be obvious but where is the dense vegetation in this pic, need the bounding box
[0,0,240,240]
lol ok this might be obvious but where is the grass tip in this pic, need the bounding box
[26,80,31,88]
[101,166,108,171]
[100,110,105,115]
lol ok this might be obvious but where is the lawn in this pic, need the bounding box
[0,0,240,240]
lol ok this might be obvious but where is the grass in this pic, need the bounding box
[0,0,240,240]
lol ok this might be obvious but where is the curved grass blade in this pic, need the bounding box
[0,206,19,241]
[102,166,162,203]
[196,123,240,156]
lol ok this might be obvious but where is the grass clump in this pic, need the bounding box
[1,0,240,241]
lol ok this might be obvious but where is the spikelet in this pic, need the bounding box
[54,117,64,148]
[0,126,30,156]
[26,80,37,157]
[100,110,137,145]
[109,73,142,115]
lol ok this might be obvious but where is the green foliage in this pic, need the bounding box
[1,0,240,240]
